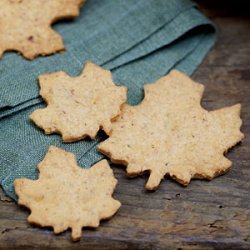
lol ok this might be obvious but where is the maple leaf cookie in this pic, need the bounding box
[30,62,127,142]
[0,0,85,59]
[99,70,244,190]
[14,146,121,241]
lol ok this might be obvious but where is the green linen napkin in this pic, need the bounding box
[0,0,216,199]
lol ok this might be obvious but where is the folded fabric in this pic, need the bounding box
[0,0,216,199]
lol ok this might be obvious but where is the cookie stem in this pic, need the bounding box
[71,225,82,241]
[145,171,163,190]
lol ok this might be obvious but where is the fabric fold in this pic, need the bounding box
[104,7,211,69]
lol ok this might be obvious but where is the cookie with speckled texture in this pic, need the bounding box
[14,146,121,241]
[0,0,85,60]
[30,62,127,142]
[99,70,244,190]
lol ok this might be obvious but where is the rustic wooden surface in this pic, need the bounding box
[0,1,249,249]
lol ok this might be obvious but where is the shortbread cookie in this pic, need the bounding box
[30,62,127,142]
[14,146,121,241]
[99,70,244,190]
[0,0,85,60]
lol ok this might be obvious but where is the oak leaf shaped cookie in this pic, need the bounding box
[30,62,127,142]
[14,146,121,241]
[99,70,244,190]
[0,0,85,60]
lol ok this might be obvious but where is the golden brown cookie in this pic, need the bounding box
[99,70,244,190]
[0,0,85,60]
[30,62,127,142]
[14,146,121,241]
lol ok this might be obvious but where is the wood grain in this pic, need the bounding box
[0,1,249,249]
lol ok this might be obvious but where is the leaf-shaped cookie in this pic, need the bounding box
[30,62,127,142]
[99,70,244,190]
[14,146,121,241]
[0,0,85,59]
